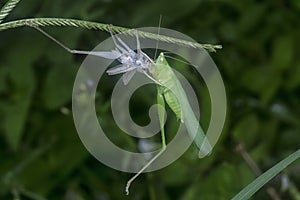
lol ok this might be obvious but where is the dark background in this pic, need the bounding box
[0,0,299,199]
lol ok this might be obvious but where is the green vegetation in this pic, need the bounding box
[0,0,299,199]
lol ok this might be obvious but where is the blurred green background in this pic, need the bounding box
[0,0,300,199]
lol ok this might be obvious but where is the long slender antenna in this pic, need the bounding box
[164,54,199,68]
[136,30,142,54]
[154,15,162,60]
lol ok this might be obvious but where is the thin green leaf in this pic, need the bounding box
[232,149,300,200]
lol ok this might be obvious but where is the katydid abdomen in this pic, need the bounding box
[152,52,212,157]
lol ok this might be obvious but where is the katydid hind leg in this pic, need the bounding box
[157,87,167,147]
[125,90,167,195]
[30,25,121,59]
[29,25,74,54]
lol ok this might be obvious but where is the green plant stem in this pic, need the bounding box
[0,0,21,23]
[0,18,221,52]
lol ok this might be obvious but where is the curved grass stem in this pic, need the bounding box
[0,18,222,52]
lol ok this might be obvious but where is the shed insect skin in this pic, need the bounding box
[26,22,160,85]
[105,27,161,85]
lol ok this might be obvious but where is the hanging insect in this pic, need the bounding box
[27,23,212,195]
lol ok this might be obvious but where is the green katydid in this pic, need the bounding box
[28,24,212,195]
[153,52,212,154]
[126,52,212,194]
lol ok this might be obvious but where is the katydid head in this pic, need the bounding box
[156,52,168,65]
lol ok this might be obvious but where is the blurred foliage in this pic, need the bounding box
[0,0,300,199]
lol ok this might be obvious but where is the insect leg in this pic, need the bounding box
[122,70,136,85]
[106,64,137,75]
[125,87,167,195]
[108,25,128,54]
[115,35,135,54]
[141,70,162,86]
[29,24,73,54]
[28,24,121,59]
[126,18,168,195]
[157,87,167,147]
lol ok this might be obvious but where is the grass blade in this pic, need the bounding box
[232,149,300,200]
